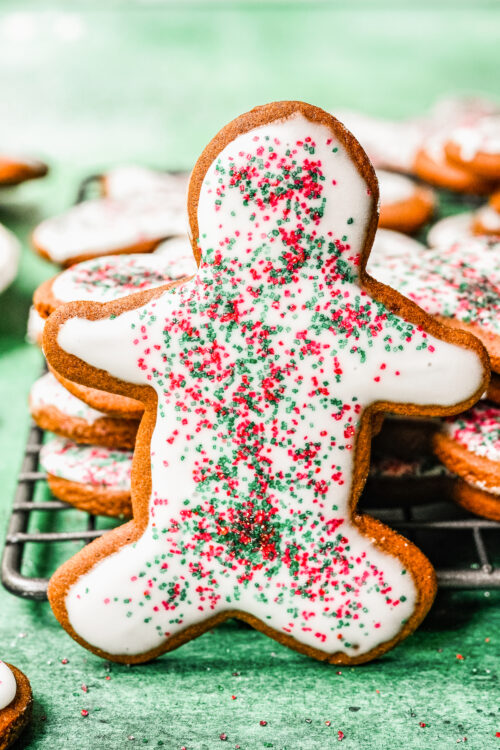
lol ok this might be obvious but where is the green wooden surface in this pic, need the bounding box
[0,3,499,748]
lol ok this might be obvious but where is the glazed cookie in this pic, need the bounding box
[444,116,500,180]
[426,213,475,248]
[0,224,20,295]
[32,191,188,267]
[0,154,47,187]
[102,165,189,200]
[414,133,495,194]
[44,101,488,665]
[471,204,500,237]
[40,437,132,518]
[34,252,197,319]
[433,403,500,520]
[369,234,500,372]
[372,228,426,259]
[153,234,191,257]
[362,454,452,506]
[30,372,138,450]
[0,662,32,750]
[377,171,434,234]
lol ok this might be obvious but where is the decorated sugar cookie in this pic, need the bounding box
[377,171,434,234]
[0,224,20,295]
[426,213,475,248]
[472,205,500,237]
[444,116,500,180]
[0,662,32,750]
[30,372,138,450]
[44,102,488,665]
[34,252,196,319]
[369,234,500,372]
[102,165,189,200]
[0,154,47,187]
[32,191,188,267]
[414,132,495,194]
[40,437,132,517]
[433,403,500,520]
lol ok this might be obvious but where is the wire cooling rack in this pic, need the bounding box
[2,173,500,600]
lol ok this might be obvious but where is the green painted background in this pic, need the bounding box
[0,2,499,748]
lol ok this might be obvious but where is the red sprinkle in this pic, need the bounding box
[419,722,426,728]
[220,734,227,741]
[81,709,89,717]
[260,720,268,726]
[81,684,88,693]
[338,730,345,741]
[456,654,464,660]
[61,658,68,665]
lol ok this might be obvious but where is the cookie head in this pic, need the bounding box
[44,102,488,665]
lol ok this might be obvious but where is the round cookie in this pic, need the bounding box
[32,192,188,267]
[30,372,138,450]
[414,134,495,194]
[426,212,474,248]
[102,165,189,200]
[444,116,500,180]
[0,154,47,187]
[0,224,20,295]
[377,171,434,234]
[471,204,500,237]
[43,101,488,665]
[34,252,197,319]
[368,234,500,372]
[40,437,132,518]
[0,662,32,750]
[363,454,452,506]
[433,403,500,520]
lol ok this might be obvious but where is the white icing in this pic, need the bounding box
[52,252,197,305]
[377,171,416,206]
[0,223,20,294]
[104,166,189,201]
[30,372,104,424]
[0,661,16,710]
[475,205,500,232]
[33,192,188,263]
[371,229,426,260]
[466,477,500,496]
[26,305,45,346]
[40,436,132,489]
[450,116,500,161]
[54,112,484,659]
[427,213,474,248]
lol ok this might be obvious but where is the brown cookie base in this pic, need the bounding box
[32,235,166,270]
[30,400,138,450]
[414,147,495,194]
[445,141,500,181]
[433,431,500,490]
[0,665,32,750]
[47,474,132,518]
[487,374,500,405]
[452,478,500,521]
[50,367,144,419]
[0,158,47,187]
[379,187,435,234]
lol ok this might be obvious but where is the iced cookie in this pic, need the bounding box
[427,213,475,248]
[44,101,488,665]
[34,252,197,319]
[363,454,452,506]
[102,165,189,200]
[32,191,188,267]
[471,204,500,237]
[153,234,191,257]
[377,171,434,234]
[371,228,426,259]
[0,154,47,187]
[433,403,500,520]
[0,224,20,295]
[30,372,138,450]
[0,662,32,750]
[444,116,500,180]
[369,234,500,372]
[414,134,495,194]
[40,437,132,518]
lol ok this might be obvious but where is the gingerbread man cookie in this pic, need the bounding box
[44,102,488,664]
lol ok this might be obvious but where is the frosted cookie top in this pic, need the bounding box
[377,171,416,205]
[0,661,16,710]
[427,213,474,248]
[52,252,197,304]
[444,402,500,463]
[33,192,188,264]
[30,372,104,424]
[448,116,500,161]
[40,437,132,489]
[369,235,500,337]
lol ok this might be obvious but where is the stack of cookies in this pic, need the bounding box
[28,168,197,516]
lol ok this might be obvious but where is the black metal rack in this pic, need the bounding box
[2,173,500,600]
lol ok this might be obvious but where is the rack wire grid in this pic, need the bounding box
[2,173,500,601]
